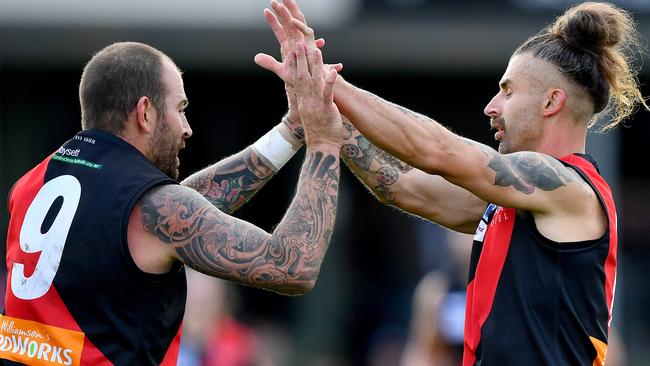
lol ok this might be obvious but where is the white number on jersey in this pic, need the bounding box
[11,175,81,300]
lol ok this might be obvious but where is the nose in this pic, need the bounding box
[484,94,500,118]
[182,116,193,139]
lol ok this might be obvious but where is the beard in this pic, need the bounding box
[148,115,183,180]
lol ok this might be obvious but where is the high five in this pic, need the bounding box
[257,1,648,365]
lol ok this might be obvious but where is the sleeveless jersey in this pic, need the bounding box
[463,154,617,366]
[3,129,187,366]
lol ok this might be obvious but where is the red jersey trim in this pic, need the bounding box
[462,154,617,366]
[560,155,617,328]
[463,207,516,366]
[4,155,112,365]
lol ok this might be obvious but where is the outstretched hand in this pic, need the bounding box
[255,0,342,139]
[292,43,343,148]
[254,0,342,85]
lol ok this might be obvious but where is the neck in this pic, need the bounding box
[536,117,587,158]
[118,122,151,159]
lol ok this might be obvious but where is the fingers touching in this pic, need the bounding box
[264,8,287,47]
[294,43,310,95]
[283,0,307,25]
[290,18,316,47]
[294,44,337,102]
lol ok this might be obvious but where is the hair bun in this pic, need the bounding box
[550,2,633,52]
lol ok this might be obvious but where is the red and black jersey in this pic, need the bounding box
[3,129,186,366]
[463,154,617,366]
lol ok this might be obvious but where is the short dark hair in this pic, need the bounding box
[79,42,168,134]
[515,2,648,130]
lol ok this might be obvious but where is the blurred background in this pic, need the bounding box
[1,0,649,365]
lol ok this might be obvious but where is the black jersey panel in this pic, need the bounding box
[44,129,186,365]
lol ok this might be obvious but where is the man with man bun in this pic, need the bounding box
[257,1,648,364]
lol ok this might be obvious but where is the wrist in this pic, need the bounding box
[306,141,341,156]
[305,136,342,151]
[282,114,306,143]
[251,124,303,171]
[332,75,351,107]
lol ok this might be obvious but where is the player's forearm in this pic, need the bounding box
[334,77,455,175]
[143,144,339,295]
[181,147,276,214]
[267,144,340,295]
[340,120,413,205]
[283,115,414,206]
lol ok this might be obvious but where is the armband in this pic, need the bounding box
[251,123,303,171]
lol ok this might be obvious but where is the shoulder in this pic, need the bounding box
[527,154,608,242]
[128,184,211,274]
[136,184,213,243]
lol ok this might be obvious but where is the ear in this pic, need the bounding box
[135,96,156,133]
[542,88,567,117]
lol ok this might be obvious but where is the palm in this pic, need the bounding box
[254,0,342,137]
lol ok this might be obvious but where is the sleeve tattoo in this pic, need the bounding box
[140,150,339,295]
[340,121,413,203]
[182,148,276,214]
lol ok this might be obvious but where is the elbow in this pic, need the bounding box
[291,280,317,296]
[275,278,316,296]
[286,266,319,295]
[277,264,321,296]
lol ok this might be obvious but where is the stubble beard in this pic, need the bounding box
[149,115,182,180]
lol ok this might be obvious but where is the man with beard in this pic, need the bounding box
[3,41,343,365]
[256,1,648,365]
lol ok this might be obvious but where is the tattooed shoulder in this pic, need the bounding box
[139,184,209,245]
[488,152,580,194]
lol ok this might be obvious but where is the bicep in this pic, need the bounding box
[137,184,288,287]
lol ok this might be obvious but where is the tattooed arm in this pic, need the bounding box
[338,119,486,233]
[281,113,486,233]
[128,32,344,295]
[181,148,276,214]
[333,79,599,220]
[129,145,339,295]
[262,9,482,232]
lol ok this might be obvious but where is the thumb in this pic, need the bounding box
[326,63,343,73]
[323,69,338,104]
[254,53,285,79]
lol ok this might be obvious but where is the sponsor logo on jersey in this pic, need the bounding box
[56,147,81,158]
[0,315,84,366]
[474,204,498,242]
[51,154,103,169]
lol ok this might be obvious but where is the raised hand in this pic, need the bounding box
[254,0,325,85]
[255,0,342,140]
[293,43,343,147]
